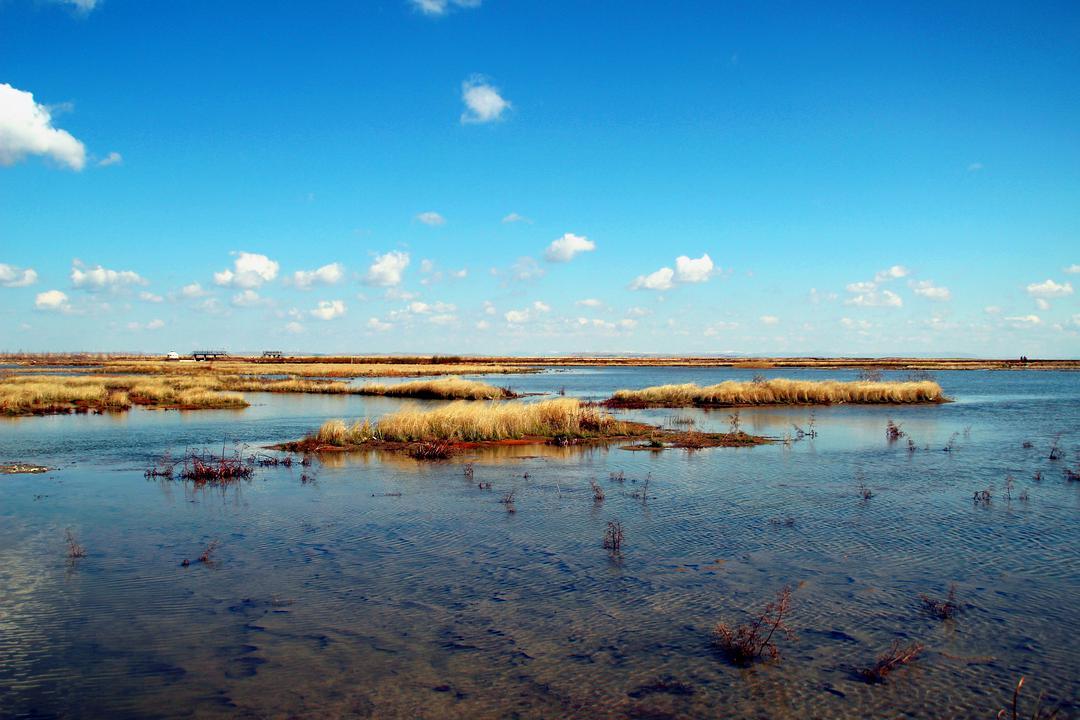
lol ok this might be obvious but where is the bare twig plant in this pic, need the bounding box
[602,520,624,554]
[996,677,1062,720]
[859,640,924,683]
[713,586,796,665]
[65,529,86,559]
[919,583,960,620]
[589,479,605,503]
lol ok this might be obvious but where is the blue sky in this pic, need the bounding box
[1,0,1078,356]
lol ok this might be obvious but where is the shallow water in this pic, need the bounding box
[1,368,1078,719]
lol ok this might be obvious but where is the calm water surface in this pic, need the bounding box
[1,368,1078,719]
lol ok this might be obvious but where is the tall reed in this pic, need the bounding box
[606,378,947,407]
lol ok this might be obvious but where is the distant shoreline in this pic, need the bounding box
[3,354,1077,371]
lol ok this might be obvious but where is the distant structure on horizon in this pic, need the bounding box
[262,350,284,359]
[192,349,228,361]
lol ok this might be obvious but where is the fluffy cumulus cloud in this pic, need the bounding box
[416,211,446,226]
[461,76,511,124]
[214,252,279,288]
[630,266,675,291]
[1026,279,1073,298]
[576,298,603,308]
[1064,264,1080,275]
[70,260,147,291]
[874,265,910,282]
[0,83,86,170]
[35,289,71,312]
[290,262,344,289]
[544,233,596,262]
[760,315,780,325]
[504,300,550,325]
[674,253,715,283]
[231,289,266,307]
[410,0,481,16]
[180,282,207,298]
[910,280,951,301]
[139,291,163,303]
[631,253,715,290]
[365,251,410,287]
[310,300,346,320]
[0,263,38,287]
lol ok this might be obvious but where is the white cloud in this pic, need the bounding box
[1026,279,1073,298]
[475,320,491,330]
[674,253,715,283]
[416,211,446,226]
[231,289,266,307]
[139,291,163,303]
[482,300,496,316]
[97,151,122,167]
[846,281,877,294]
[504,309,530,324]
[760,315,780,325]
[146,318,164,330]
[285,321,304,334]
[1064,264,1080,274]
[544,233,595,262]
[502,212,531,224]
[703,321,739,336]
[910,280,951,301]
[0,263,37,287]
[35,289,71,312]
[180,282,207,298]
[809,288,838,304]
[461,76,510,124]
[367,317,392,331]
[630,266,674,291]
[214,251,279,288]
[874,265,910,282]
[310,300,346,320]
[407,300,457,315]
[1035,298,1050,311]
[532,300,550,313]
[428,314,457,325]
[291,262,344,289]
[409,0,481,16]
[618,318,638,330]
[840,317,873,330]
[70,260,147,291]
[0,83,86,170]
[1005,315,1042,328]
[984,305,1002,315]
[365,251,410,287]
[627,306,650,317]
[510,257,545,282]
[576,298,603,308]
[844,288,903,308]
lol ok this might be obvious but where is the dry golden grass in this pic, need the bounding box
[606,378,947,407]
[313,398,636,445]
[355,377,515,400]
[0,375,248,414]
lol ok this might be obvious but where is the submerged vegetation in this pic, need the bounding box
[604,378,948,408]
[713,586,796,666]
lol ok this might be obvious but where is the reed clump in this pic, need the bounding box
[354,377,518,400]
[605,379,947,408]
[0,375,248,415]
[312,399,636,445]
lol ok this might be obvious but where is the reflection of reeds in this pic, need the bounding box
[605,379,947,408]
[314,399,635,444]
